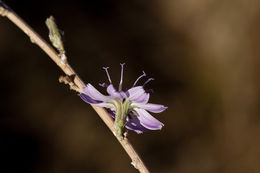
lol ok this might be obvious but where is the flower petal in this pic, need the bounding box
[125,113,148,134]
[79,93,99,104]
[133,93,150,104]
[133,108,164,130]
[83,84,111,102]
[132,103,167,113]
[126,86,147,102]
[107,84,123,98]
[79,93,114,108]
[106,109,116,119]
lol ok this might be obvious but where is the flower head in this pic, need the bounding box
[79,64,167,136]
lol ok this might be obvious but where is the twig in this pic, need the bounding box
[0,1,149,173]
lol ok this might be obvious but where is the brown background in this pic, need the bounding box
[1,0,260,172]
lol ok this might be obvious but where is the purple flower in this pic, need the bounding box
[79,63,167,136]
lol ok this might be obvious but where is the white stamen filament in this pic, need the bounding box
[103,67,112,84]
[143,78,154,86]
[119,63,125,91]
[133,71,146,87]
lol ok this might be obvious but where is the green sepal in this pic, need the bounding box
[113,99,131,138]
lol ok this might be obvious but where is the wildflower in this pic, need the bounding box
[79,63,167,137]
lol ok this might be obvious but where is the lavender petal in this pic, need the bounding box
[132,103,167,113]
[125,113,148,134]
[126,86,147,102]
[107,84,123,99]
[120,91,128,98]
[134,108,164,130]
[83,84,111,102]
[133,93,150,104]
[79,93,98,104]
[106,109,116,119]
[79,93,114,108]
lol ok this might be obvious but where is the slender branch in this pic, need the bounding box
[0,2,149,173]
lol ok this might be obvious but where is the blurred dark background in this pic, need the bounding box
[1,0,260,172]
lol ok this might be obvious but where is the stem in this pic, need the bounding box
[0,2,149,173]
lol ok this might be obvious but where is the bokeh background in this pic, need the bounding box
[1,0,260,172]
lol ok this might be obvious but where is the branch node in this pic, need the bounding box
[59,53,67,65]
[30,37,35,44]
[123,131,128,138]
[0,7,7,16]
[0,1,10,17]
[59,74,81,93]
[131,161,138,169]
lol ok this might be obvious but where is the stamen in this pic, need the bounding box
[133,71,146,87]
[119,63,125,91]
[99,83,108,87]
[143,78,154,86]
[103,67,112,84]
